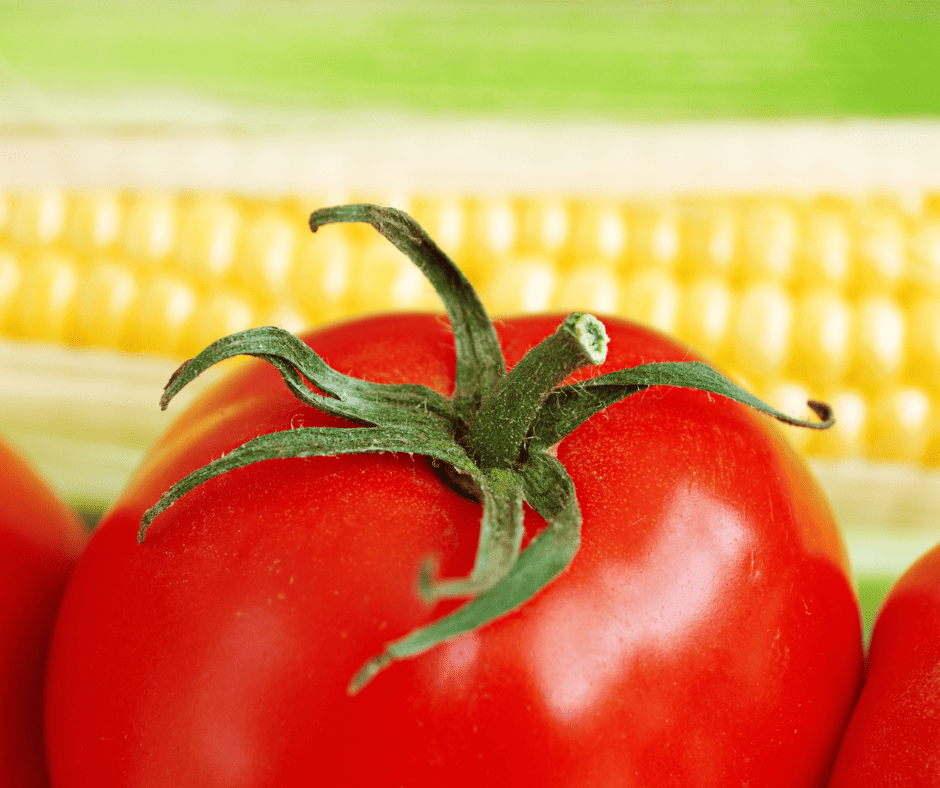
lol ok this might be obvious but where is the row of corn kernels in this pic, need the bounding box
[1,188,939,465]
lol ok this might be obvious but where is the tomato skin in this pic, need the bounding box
[0,438,85,788]
[45,313,862,788]
[828,544,940,786]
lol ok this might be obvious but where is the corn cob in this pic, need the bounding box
[2,188,939,469]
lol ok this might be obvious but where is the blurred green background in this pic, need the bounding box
[1,0,938,123]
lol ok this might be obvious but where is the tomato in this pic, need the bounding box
[44,309,863,787]
[45,204,862,787]
[827,542,940,786]
[0,437,85,787]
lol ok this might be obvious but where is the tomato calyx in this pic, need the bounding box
[138,203,835,694]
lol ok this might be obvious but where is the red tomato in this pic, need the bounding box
[828,542,940,786]
[45,313,862,788]
[0,438,85,787]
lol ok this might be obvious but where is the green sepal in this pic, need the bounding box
[348,452,581,695]
[309,204,505,417]
[162,325,457,429]
[421,466,525,601]
[138,422,479,543]
[528,360,835,451]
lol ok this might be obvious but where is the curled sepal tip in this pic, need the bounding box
[528,360,835,452]
[805,399,834,426]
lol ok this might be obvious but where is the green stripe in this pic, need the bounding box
[2,1,938,119]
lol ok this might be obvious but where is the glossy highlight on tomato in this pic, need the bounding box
[0,438,85,788]
[44,310,863,788]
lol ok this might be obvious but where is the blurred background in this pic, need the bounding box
[1,0,940,636]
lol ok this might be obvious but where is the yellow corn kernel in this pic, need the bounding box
[233,208,299,299]
[679,200,738,280]
[912,214,940,289]
[64,191,123,254]
[264,301,309,338]
[618,268,680,336]
[72,259,139,348]
[741,199,799,283]
[629,203,681,271]
[850,294,906,389]
[121,193,178,264]
[789,287,854,387]
[184,289,257,357]
[854,204,910,294]
[675,276,734,360]
[797,200,852,290]
[292,228,354,326]
[516,197,570,259]
[0,247,22,328]
[462,198,518,269]
[731,281,793,382]
[908,294,940,392]
[176,195,241,284]
[480,256,556,315]
[10,252,80,343]
[124,274,198,356]
[867,386,934,463]
[409,196,466,259]
[352,237,440,314]
[8,190,67,249]
[550,264,620,315]
[562,201,628,269]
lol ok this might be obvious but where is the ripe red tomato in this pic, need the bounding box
[44,312,862,787]
[0,437,85,788]
[827,542,940,786]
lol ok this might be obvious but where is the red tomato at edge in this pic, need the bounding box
[44,314,863,788]
[828,542,940,786]
[0,438,85,787]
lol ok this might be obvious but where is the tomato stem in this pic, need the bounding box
[465,312,609,470]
